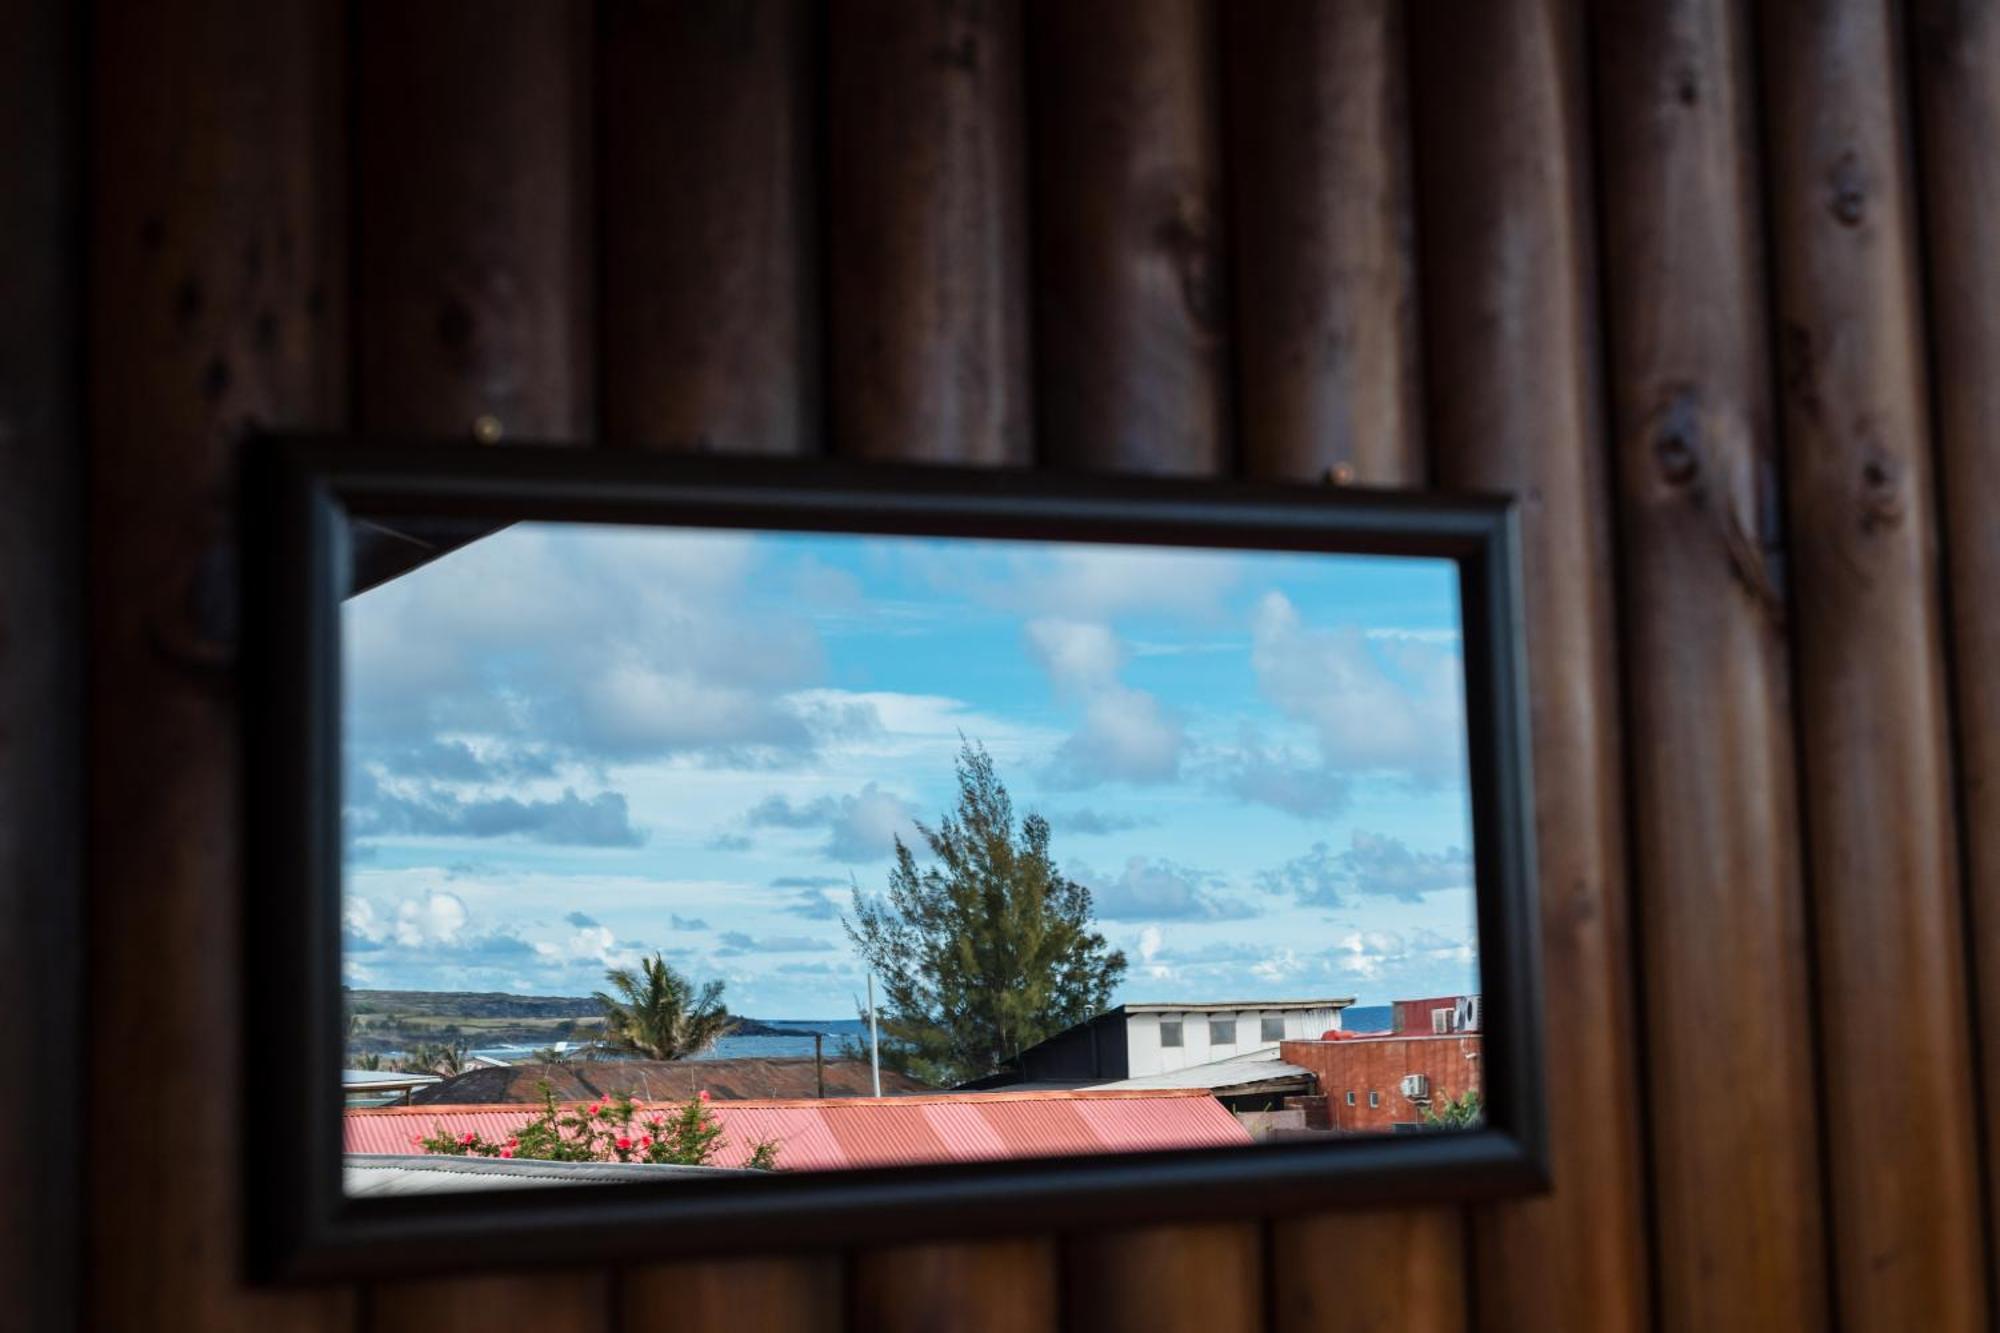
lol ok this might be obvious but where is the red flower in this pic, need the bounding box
[506,1138,519,1149]
[459,1132,475,1147]
[499,1148,514,1159]
[648,1116,664,1129]
[697,1089,711,1104]
[638,1135,652,1149]
[587,1102,602,1117]
[615,1136,633,1151]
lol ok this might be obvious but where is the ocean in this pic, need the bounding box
[465,1017,871,1066]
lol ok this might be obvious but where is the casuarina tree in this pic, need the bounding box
[845,740,1127,1086]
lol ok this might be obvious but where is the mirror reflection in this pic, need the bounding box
[339,519,1482,1195]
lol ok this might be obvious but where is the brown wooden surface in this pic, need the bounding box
[86,0,356,1330]
[1027,0,1228,473]
[1407,3,1649,1331]
[355,0,591,442]
[351,3,603,1327]
[1221,0,1422,487]
[851,1239,1058,1333]
[828,0,1031,465]
[1065,1224,1261,1333]
[623,1256,844,1332]
[0,1,80,1330]
[1759,0,1986,1327]
[369,1275,607,1333]
[600,0,817,456]
[1592,2,1826,1327]
[1269,1211,1465,1333]
[1912,0,2000,1291]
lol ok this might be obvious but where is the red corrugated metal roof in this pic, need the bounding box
[346,1088,1251,1171]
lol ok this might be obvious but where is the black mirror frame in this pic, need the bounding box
[241,436,1547,1283]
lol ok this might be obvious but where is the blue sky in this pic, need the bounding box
[341,522,1481,1017]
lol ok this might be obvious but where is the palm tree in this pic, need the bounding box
[593,953,737,1060]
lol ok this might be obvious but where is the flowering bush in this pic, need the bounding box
[414,1081,779,1169]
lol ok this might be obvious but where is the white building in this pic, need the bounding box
[985,998,1354,1087]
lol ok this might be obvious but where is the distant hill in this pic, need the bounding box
[342,989,802,1039]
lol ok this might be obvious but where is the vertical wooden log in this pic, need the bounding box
[1593,3,1827,1327]
[0,0,81,1328]
[1027,0,1229,473]
[1222,0,1422,487]
[1407,3,1650,1330]
[1759,1,1986,1327]
[850,1239,1058,1333]
[827,0,1031,464]
[87,0,354,1329]
[826,3,1055,1323]
[1026,4,1256,1327]
[1064,1226,1260,1333]
[600,0,817,456]
[625,1257,843,1333]
[356,0,591,443]
[1222,7,1461,1330]
[1911,0,2000,1290]
[354,3,605,1328]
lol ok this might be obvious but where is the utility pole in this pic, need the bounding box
[814,1030,825,1099]
[867,972,881,1097]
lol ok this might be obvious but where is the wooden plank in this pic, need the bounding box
[624,1256,843,1332]
[1591,3,1827,1326]
[1270,1211,1464,1333]
[1065,1225,1259,1333]
[851,1239,1057,1333]
[1405,3,1649,1330]
[1026,0,1228,473]
[0,0,81,1328]
[827,4,1053,1321]
[1025,3,1257,1325]
[352,2,605,1326]
[86,0,355,1328]
[1221,6,1461,1328]
[1758,0,1986,1327]
[1221,0,1422,487]
[600,0,817,456]
[371,1276,607,1333]
[1911,0,2000,1292]
[827,0,1031,464]
[355,0,592,442]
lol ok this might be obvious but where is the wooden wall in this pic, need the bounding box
[28,0,1999,1327]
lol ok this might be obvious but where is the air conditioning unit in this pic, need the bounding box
[1400,1073,1430,1101]
[1455,995,1483,1033]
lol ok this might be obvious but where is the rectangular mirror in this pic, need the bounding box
[244,441,1543,1279]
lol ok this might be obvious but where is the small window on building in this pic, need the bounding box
[1369,1090,1381,1108]
[1159,1020,1183,1048]
[1209,1018,1237,1044]
[1261,1016,1285,1042]
[1345,1090,1357,1106]
[1432,1008,1453,1034]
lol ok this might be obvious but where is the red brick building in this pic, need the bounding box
[1279,1035,1483,1133]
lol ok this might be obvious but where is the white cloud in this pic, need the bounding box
[392,892,468,947]
[1027,621,1186,788]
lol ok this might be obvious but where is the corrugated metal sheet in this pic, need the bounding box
[345,1088,1251,1172]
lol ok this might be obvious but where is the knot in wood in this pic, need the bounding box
[1858,453,1904,531]
[1828,150,1867,227]
[1650,385,1703,487]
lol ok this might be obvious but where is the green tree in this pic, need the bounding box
[1419,1089,1484,1130]
[844,740,1127,1086]
[593,953,737,1060]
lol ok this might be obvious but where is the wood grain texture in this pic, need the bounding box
[355,0,591,442]
[851,1239,1057,1333]
[1407,3,1649,1330]
[1222,6,1459,1326]
[352,3,604,1325]
[370,1275,607,1333]
[624,1256,843,1332]
[827,0,1031,465]
[86,0,354,1329]
[1026,0,1229,473]
[600,0,817,456]
[1911,0,2000,1293]
[1221,0,1423,486]
[1759,0,1986,1327]
[1065,1224,1260,1333]
[0,0,81,1329]
[1270,1211,1465,1333]
[1592,3,1827,1326]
